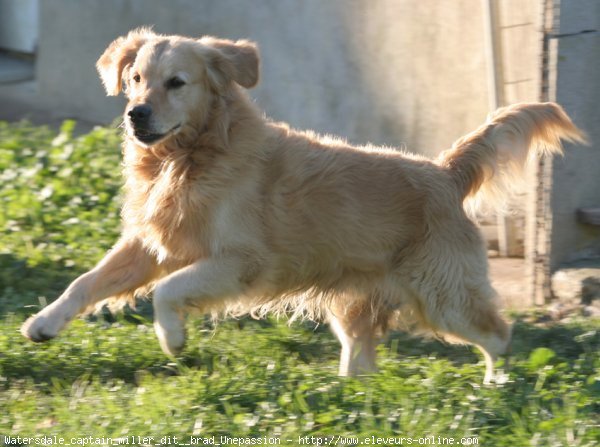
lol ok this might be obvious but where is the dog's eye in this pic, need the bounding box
[133,74,141,83]
[165,77,186,90]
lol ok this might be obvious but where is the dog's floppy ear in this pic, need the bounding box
[96,28,155,95]
[199,37,260,90]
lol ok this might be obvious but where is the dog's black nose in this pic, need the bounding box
[128,104,152,124]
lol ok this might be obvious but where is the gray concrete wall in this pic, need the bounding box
[0,0,39,53]
[549,0,600,270]
[36,0,491,157]
[499,0,543,104]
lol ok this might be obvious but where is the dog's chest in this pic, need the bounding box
[124,170,214,264]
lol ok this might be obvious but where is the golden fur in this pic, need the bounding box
[21,29,587,383]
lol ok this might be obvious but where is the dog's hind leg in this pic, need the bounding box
[431,291,511,385]
[328,301,380,377]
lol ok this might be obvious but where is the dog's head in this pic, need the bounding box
[96,28,259,147]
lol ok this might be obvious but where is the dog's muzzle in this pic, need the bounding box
[127,104,180,145]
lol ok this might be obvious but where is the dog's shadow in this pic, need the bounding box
[5,306,598,388]
[0,253,85,317]
[384,316,598,365]
[180,315,598,376]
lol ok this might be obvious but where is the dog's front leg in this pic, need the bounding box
[152,255,256,356]
[22,238,159,342]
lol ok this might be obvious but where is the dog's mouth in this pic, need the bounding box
[133,124,181,145]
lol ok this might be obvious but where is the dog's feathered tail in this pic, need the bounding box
[437,102,587,215]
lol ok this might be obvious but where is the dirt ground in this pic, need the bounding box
[488,257,530,311]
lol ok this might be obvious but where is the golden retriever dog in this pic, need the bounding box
[21,28,586,383]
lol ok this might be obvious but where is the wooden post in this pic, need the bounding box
[526,0,556,306]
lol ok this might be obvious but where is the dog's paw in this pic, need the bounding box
[154,319,186,357]
[21,314,61,342]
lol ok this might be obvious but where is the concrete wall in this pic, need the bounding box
[549,0,600,270]
[36,0,491,157]
[499,0,543,104]
[0,0,39,53]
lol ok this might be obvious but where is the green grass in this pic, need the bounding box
[0,121,599,445]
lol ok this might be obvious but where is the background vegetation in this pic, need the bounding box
[0,121,598,445]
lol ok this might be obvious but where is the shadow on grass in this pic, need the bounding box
[0,253,82,317]
[386,316,598,365]
[1,312,597,390]
[1,316,329,389]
